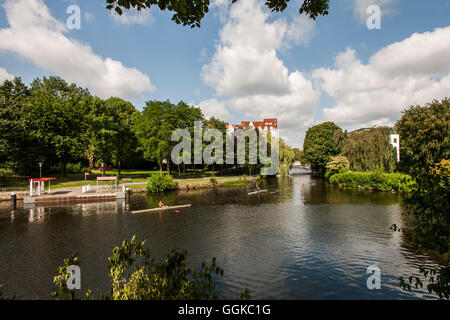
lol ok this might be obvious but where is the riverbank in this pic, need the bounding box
[0,175,257,201]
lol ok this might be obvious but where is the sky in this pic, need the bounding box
[0,0,449,148]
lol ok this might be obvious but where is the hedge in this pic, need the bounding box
[329,171,415,192]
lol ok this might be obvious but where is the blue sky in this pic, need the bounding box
[1,0,450,147]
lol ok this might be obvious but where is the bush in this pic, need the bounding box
[329,171,414,192]
[50,235,250,300]
[325,155,350,178]
[146,173,177,194]
[66,163,89,174]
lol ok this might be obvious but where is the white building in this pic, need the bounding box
[389,134,400,162]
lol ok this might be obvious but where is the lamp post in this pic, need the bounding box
[101,162,105,177]
[38,163,43,178]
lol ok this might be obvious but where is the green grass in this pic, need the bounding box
[0,170,252,192]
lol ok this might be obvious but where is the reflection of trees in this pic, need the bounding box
[301,177,402,206]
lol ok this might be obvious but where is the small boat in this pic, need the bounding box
[248,190,267,195]
[132,204,192,214]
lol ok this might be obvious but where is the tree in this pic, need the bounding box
[90,97,139,174]
[106,0,330,28]
[51,235,250,300]
[135,100,204,174]
[303,122,341,175]
[339,127,397,173]
[396,159,449,299]
[0,77,39,176]
[26,77,92,176]
[396,99,450,176]
[278,138,295,176]
[325,155,349,177]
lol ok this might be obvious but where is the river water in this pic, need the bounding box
[0,171,440,299]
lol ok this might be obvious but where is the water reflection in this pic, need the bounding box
[0,175,441,300]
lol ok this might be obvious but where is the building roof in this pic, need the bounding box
[227,118,278,131]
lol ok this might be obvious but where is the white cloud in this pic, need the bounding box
[0,0,155,100]
[197,98,232,121]
[110,9,154,26]
[0,67,14,83]
[202,0,320,139]
[313,26,450,129]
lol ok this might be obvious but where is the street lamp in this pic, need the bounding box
[38,163,43,178]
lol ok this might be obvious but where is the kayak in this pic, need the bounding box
[248,190,267,195]
[132,204,191,214]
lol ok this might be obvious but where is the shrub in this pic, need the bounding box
[329,171,414,192]
[210,177,218,186]
[66,163,89,174]
[50,235,250,300]
[325,155,350,178]
[146,173,177,194]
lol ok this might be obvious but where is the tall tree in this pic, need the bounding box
[395,99,450,175]
[340,127,397,173]
[135,101,203,174]
[303,122,341,175]
[91,97,139,174]
[106,0,330,28]
[0,77,39,176]
[26,77,92,176]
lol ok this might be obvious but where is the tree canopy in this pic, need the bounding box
[106,0,330,28]
[395,99,450,175]
[339,127,397,173]
[303,121,341,175]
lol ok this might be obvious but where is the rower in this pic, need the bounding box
[159,200,166,208]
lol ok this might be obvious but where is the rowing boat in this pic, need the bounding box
[248,190,267,195]
[132,204,192,214]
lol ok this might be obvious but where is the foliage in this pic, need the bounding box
[325,155,349,178]
[303,122,341,175]
[136,100,204,174]
[396,99,450,175]
[90,97,139,174]
[395,160,449,299]
[210,177,218,186]
[329,171,414,192]
[339,127,397,173]
[0,77,39,176]
[66,163,90,174]
[146,173,177,193]
[279,138,295,176]
[26,77,92,176]
[52,235,249,300]
[106,0,330,28]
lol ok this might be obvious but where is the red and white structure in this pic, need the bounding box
[29,178,56,196]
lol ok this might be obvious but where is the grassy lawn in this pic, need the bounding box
[1,169,247,191]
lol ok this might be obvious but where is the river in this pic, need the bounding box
[0,171,441,299]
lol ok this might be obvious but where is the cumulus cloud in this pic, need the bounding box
[197,98,232,121]
[313,26,450,128]
[0,0,155,99]
[0,67,14,83]
[110,9,154,26]
[202,0,320,138]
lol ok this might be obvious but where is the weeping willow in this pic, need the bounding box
[340,127,397,173]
